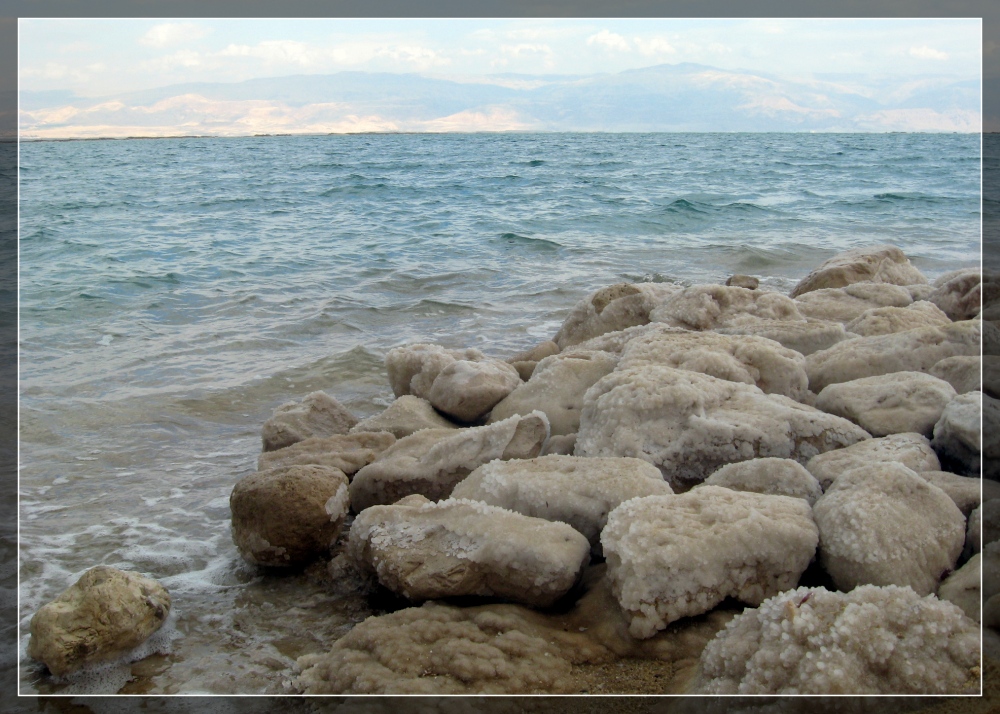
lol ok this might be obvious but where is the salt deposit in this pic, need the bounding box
[260,391,359,452]
[713,320,855,356]
[649,284,805,331]
[553,282,679,349]
[349,395,460,438]
[698,458,822,505]
[804,432,941,490]
[788,245,928,298]
[843,301,951,337]
[930,355,981,394]
[794,283,915,323]
[928,268,981,321]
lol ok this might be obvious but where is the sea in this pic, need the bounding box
[15,132,982,695]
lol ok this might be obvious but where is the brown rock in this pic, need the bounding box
[261,391,358,452]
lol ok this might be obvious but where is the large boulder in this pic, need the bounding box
[261,391,358,452]
[616,325,810,401]
[349,495,590,607]
[28,566,171,677]
[804,320,981,392]
[553,282,679,349]
[694,584,979,694]
[349,395,460,438]
[929,268,981,321]
[812,463,965,595]
[230,464,350,567]
[930,355,981,394]
[804,432,940,490]
[794,283,915,324]
[649,285,805,331]
[451,455,673,547]
[426,358,522,423]
[349,412,550,511]
[788,245,928,298]
[488,350,618,436]
[814,371,956,437]
[844,301,950,337]
[601,488,818,639]
[714,320,855,357]
[575,366,869,489]
[257,431,396,476]
[699,457,823,505]
[931,391,982,475]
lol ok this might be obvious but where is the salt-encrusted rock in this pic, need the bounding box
[261,391,359,452]
[257,431,396,476]
[788,245,928,299]
[804,432,941,490]
[929,268,981,321]
[553,282,679,349]
[795,283,915,324]
[966,505,983,559]
[699,458,823,505]
[349,412,550,511]
[349,395,459,438]
[385,343,484,398]
[451,455,672,547]
[695,585,979,694]
[541,433,576,456]
[506,340,561,381]
[426,358,522,422]
[601,488,818,639]
[938,554,980,622]
[28,566,171,677]
[812,463,965,595]
[230,464,350,567]
[912,471,982,517]
[649,285,805,331]
[984,355,1000,397]
[844,301,951,337]
[714,320,856,357]
[488,350,618,436]
[930,355,981,394]
[575,366,869,489]
[805,320,981,392]
[561,324,653,356]
[616,325,810,401]
[726,275,759,289]
[983,499,1000,546]
[349,495,590,607]
[985,320,1000,356]
[906,283,936,301]
[932,391,982,475]
[814,372,956,437]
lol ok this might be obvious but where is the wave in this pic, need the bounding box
[492,232,564,251]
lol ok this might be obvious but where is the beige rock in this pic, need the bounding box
[349,412,550,511]
[426,358,522,422]
[985,320,1000,356]
[795,283,914,324]
[575,366,869,489]
[714,320,856,357]
[553,282,679,349]
[28,566,171,677]
[932,391,982,476]
[929,268,981,321]
[561,324,654,356]
[914,471,982,517]
[616,324,810,401]
[844,301,950,337]
[541,433,576,456]
[699,458,823,505]
[257,431,396,476]
[385,343,484,398]
[985,355,1000,398]
[938,553,981,622]
[649,285,805,331]
[805,432,940,491]
[726,275,759,289]
[966,504,983,559]
[349,395,459,438]
[261,391,358,452]
[488,350,618,436]
[230,464,350,567]
[506,341,561,381]
[906,283,936,301]
[805,320,981,392]
[601,488,818,638]
[814,371,956,437]
[349,495,590,607]
[451,455,672,547]
[930,355,981,394]
[789,245,928,298]
[813,463,965,595]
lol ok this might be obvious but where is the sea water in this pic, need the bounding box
[16,132,981,694]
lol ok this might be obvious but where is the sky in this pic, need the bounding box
[20,18,982,97]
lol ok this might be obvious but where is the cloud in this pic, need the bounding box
[909,46,949,60]
[139,22,210,49]
[217,40,449,71]
[500,43,554,59]
[20,61,106,82]
[634,37,676,57]
[586,30,631,52]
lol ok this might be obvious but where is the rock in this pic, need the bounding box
[714,320,856,357]
[932,391,982,475]
[601,488,818,638]
[814,371,956,437]
[804,433,940,490]
[966,504,983,559]
[812,463,965,595]
[257,431,396,476]
[575,366,869,489]
[805,320,981,392]
[694,584,979,694]
[726,275,759,289]
[986,542,1000,602]
[553,282,679,349]
[929,268,981,321]
[561,324,653,356]
[985,355,1000,397]
[349,395,460,438]
[385,343,484,398]
[985,320,1000,356]
[349,495,590,607]
[844,301,951,337]
[230,464,350,567]
[451,455,672,548]
[794,283,915,323]
[649,285,805,331]
[349,412,550,512]
[699,458,823,505]
[506,340,561,381]
[541,433,576,456]
[488,350,618,436]
[914,471,982,517]
[906,283,936,301]
[616,324,810,402]
[261,391,359,452]
[788,245,928,298]
[426,358,522,422]
[28,566,171,677]
[984,498,1000,546]
[930,355,981,394]
[938,554,981,622]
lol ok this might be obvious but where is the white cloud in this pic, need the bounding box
[909,46,949,60]
[587,30,631,52]
[139,23,210,49]
[217,40,449,71]
[634,37,676,57]
[500,43,554,59]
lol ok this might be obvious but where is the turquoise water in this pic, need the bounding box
[17,132,981,693]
